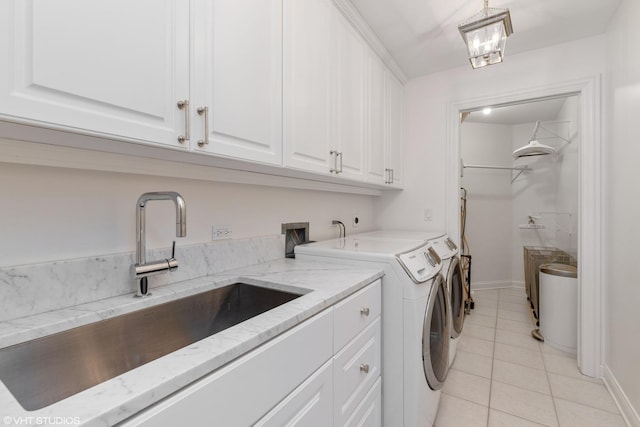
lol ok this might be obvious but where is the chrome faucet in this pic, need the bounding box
[131,191,187,297]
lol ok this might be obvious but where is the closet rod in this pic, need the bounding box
[461,161,529,183]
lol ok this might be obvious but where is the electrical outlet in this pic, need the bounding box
[212,225,233,240]
[353,215,360,228]
[424,209,433,222]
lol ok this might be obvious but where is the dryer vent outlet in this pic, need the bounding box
[281,222,310,258]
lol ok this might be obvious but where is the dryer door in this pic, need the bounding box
[448,256,465,338]
[422,273,450,390]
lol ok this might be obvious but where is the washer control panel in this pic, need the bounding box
[430,235,459,260]
[397,244,442,283]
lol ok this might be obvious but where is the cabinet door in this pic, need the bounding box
[344,377,382,427]
[121,309,333,427]
[334,11,365,180]
[386,74,404,186]
[255,360,333,427]
[192,0,282,165]
[283,0,334,174]
[0,0,189,148]
[333,318,381,426]
[365,52,387,185]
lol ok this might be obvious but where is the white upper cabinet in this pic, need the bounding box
[366,52,387,185]
[283,0,365,179]
[282,0,335,175]
[334,11,366,180]
[1,0,402,189]
[192,0,282,165]
[386,73,404,187]
[365,55,404,188]
[0,0,190,148]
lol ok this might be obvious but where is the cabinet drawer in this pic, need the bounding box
[333,317,381,426]
[121,308,333,427]
[344,377,381,427]
[255,359,333,427]
[333,279,381,352]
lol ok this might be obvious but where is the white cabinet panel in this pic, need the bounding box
[335,12,365,180]
[193,0,282,165]
[121,309,333,427]
[333,318,381,426]
[333,279,381,352]
[344,377,382,427]
[366,53,387,185]
[255,359,333,427]
[0,0,189,148]
[386,73,404,187]
[283,0,334,174]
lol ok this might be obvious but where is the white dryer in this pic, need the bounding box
[296,236,450,427]
[429,235,465,367]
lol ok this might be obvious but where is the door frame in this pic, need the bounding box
[445,75,603,377]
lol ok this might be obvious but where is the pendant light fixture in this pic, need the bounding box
[458,0,513,69]
[512,120,572,160]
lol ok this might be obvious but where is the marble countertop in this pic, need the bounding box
[0,259,383,427]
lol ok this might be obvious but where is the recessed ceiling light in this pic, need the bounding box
[482,107,492,115]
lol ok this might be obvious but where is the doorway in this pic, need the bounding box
[445,76,603,378]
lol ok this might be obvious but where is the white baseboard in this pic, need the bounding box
[602,364,640,427]
[470,281,524,291]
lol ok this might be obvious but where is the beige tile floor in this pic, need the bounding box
[435,287,627,427]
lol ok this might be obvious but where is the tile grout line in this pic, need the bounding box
[540,343,562,426]
[484,294,499,426]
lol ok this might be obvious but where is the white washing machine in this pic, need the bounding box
[429,235,465,367]
[296,236,450,427]
[356,231,466,366]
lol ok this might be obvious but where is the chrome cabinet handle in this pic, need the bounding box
[384,168,395,184]
[360,363,370,373]
[197,106,209,147]
[360,307,370,316]
[338,152,343,173]
[330,150,338,173]
[177,100,189,144]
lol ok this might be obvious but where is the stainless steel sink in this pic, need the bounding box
[0,283,303,411]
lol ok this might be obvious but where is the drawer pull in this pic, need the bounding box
[360,307,370,316]
[360,363,370,374]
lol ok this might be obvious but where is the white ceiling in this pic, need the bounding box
[349,0,622,78]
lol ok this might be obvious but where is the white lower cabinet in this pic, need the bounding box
[344,378,382,427]
[121,280,381,427]
[333,318,381,425]
[120,309,333,427]
[255,359,333,427]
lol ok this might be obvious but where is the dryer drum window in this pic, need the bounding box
[422,274,450,390]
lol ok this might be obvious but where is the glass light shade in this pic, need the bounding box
[459,7,513,69]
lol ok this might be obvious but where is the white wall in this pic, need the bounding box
[460,122,513,287]
[0,155,375,268]
[554,96,580,257]
[605,0,640,420]
[375,35,605,234]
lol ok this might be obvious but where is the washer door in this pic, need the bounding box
[448,256,465,338]
[422,273,450,390]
